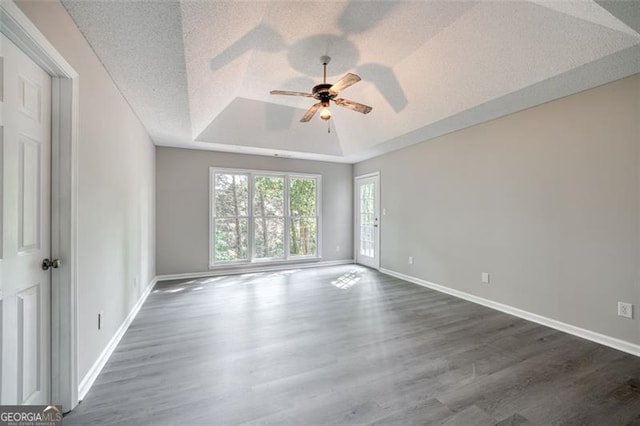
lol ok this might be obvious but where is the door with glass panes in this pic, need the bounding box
[355,173,379,268]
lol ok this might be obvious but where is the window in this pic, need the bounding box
[253,175,285,260]
[213,173,249,262]
[289,177,317,256]
[211,168,320,266]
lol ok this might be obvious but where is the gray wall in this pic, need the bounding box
[17,1,157,380]
[156,148,353,275]
[355,74,640,345]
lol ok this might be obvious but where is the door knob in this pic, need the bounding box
[42,258,61,270]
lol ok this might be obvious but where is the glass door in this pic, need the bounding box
[355,173,380,268]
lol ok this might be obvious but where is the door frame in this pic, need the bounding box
[354,171,380,269]
[1,1,79,411]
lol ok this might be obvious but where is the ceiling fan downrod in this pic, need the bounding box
[321,55,331,85]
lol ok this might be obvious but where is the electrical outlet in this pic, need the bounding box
[336,245,340,252]
[618,302,633,319]
[408,256,414,265]
[98,311,104,330]
[481,272,490,284]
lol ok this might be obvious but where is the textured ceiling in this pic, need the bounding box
[62,0,640,163]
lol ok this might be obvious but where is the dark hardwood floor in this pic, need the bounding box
[65,265,640,425]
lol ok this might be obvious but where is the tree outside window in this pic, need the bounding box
[254,175,285,259]
[213,173,249,262]
[211,169,319,265]
[289,177,317,257]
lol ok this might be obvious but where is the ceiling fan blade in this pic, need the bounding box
[333,98,373,114]
[300,102,323,122]
[330,73,361,93]
[270,90,313,97]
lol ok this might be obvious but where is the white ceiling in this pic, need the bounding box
[61,0,640,163]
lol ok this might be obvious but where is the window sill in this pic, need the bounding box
[209,256,322,271]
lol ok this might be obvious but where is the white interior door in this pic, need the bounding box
[1,33,52,405]
[355,173,380,269]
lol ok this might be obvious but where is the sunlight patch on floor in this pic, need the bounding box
[267,269,300,277]
[331,270,362,289]
[201,276,224,284]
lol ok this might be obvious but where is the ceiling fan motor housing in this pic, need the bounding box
[312,83,336,104]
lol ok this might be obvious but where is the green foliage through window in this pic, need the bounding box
[254,176,285,259]
[214,174,249,262]
[211,170,318,264]
[290,178,317,256]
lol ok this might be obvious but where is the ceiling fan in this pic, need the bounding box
[270,56,372,122]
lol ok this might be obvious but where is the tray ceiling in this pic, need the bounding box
[62,0,640,163]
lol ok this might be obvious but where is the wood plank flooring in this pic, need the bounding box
[64,265,640,425]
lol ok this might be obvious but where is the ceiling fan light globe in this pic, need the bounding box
[320,108,331,121]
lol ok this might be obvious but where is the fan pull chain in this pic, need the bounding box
[328,121,331,134]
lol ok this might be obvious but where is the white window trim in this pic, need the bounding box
[209,167,322,269]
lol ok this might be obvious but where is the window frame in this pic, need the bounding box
[209,167,322,268]
[210,171,250,265]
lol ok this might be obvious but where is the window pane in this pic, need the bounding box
[254,218,285,259]
[215,173,248,217]
[360,225,373,257]
[290,177,316,217]
[290,217,317,256]
[254,176,284,217]
[215,218,248,261]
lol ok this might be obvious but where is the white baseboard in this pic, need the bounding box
[157,259,355,282]
[380,268,640,357]
[77,277,158,400]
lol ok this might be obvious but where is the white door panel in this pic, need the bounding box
[1,33,52,405]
